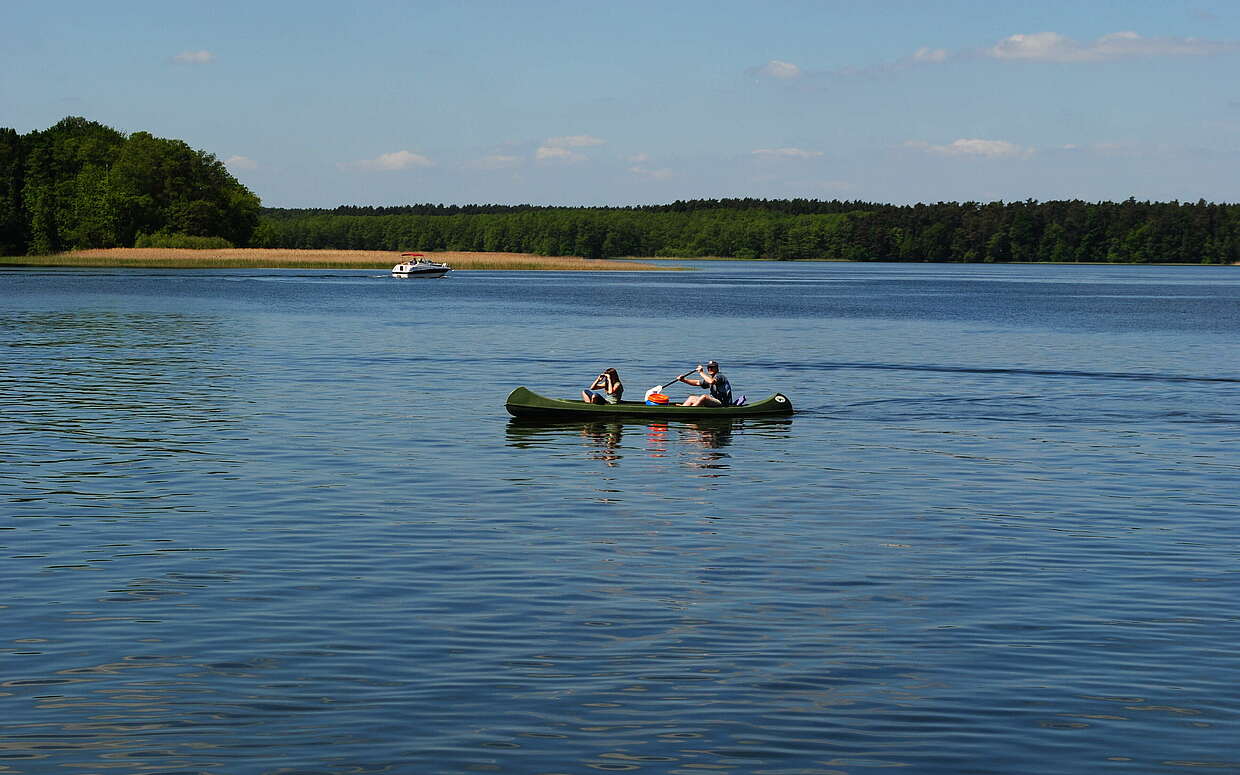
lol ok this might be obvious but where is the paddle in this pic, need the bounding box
[646,370,696,397]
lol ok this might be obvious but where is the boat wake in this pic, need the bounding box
[768,360,1240,385]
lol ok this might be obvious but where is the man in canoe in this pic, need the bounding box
[678,360,732,407]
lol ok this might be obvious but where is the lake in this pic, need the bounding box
[1,261,1237,774]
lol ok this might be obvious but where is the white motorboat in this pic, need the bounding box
[391,253,451,278]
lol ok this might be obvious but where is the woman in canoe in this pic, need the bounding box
[582,368,624,404]
[678,360,732,407]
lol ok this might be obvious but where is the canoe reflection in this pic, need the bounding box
[505,416,792,471]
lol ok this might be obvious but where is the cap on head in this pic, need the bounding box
[706,360,719,369]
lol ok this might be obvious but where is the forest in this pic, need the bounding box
[0,117,260,255]
[254,198,1240,263]
[4,117,1239,264]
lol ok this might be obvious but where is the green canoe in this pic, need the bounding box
[504,386,794,419]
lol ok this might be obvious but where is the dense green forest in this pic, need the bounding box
[255,198,1240,263]
[4,117,1239,263]
[0,117,260,254]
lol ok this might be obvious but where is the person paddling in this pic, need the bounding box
[678,360,732,407]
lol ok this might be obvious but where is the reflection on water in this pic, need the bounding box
[581,420,624,466]
[505,417,791,473]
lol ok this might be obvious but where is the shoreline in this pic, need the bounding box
[639,256,1236,266]
[1,248,1232,269]
[0,248,675,271]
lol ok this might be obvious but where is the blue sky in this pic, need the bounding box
[5,0,1239,207]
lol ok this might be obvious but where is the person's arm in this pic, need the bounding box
[590,375,606,389]
[606,375,622,394]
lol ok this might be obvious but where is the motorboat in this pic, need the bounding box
[392,253,451,278]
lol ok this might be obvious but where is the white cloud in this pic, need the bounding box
[912,47,949,63]
[756,59,803,79]
[224,155,257,170]
[535,135,605,163]
[775,30,1237,84]
[905,138,1034,158]
[987,31,1236,62]
[173,50,215,64]
[535,146,585,163]
[341,150,434,172]
[752,147,824,160]
[625,153,671,179]
[988,32,1080,61]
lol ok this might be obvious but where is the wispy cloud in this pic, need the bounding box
[535,135,606,163]
[545,135,606,148]
[629,165,673,180]
[626,153,673,179]
[986,31,1237,62]
[535,146,586,163]
[752,147,824,160]
[467,154,521,170]
[775,30,1240,82]
[173,50,215,65]
[905,138,1034,159]
[754,60,803,79]
[340,150,434,172]
[1088,141,1144,156]
[912,47,949,63]
[224,155,257,170]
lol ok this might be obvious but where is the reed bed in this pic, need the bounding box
[2,248,671,271]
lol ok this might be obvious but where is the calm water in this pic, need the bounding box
[1,262,1237,774]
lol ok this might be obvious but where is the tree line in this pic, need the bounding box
[255,198,1240,263]
[4,117,1238,264]
[252,208,856,260]
[0,117,260,255]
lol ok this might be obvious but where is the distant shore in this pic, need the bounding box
[0,248,673,271]
[2,248,1232,269]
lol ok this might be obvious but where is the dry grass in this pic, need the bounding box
[1,248,672,271]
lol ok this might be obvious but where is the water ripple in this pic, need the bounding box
[1,266,1237,774]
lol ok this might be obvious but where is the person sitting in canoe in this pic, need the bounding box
[582,368,624,404]
[677,360,732,407]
